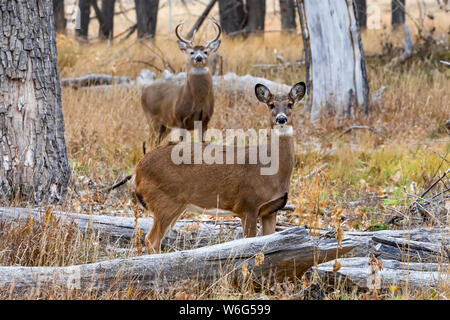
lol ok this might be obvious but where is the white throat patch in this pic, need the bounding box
[191,67,209,75]
[273,125,294,136]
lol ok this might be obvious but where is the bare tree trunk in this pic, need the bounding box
[0,0,71,204]
[218,0,246,35]
[53,0,67,33]
[297,0,370,121]
[354,0,367,29]
[279,0,296,32]
[187,0,218,39]
[245,0,266,33]
[76,0,91,39]
[97,0,116,39]
[392,0,406,27]
[134,0,159,38]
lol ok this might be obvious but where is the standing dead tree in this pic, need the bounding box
[392,0,406,27]
[279,0,297,32]
[76,0,91,39]
[98,0,116,39]
[135,0,159,38]
[53,0,67,33]
[218,0,247,35]
[297,0,370,121]
[245,0,266,33]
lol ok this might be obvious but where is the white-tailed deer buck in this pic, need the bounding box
[132,81,306,253]
[141,22,222,144]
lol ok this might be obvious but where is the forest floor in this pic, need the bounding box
[0,5,449,299]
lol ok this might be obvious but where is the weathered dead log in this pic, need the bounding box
[315,257,449,291]
[345,227,450,262]
[61,74,133,88]
[0,227,356,293]
[0,207,244,250]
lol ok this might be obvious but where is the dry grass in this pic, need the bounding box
[1,2,449,300]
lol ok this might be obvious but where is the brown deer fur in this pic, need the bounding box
[141,22,221,144]
[135,82,306,253]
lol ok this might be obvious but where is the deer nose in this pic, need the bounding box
[276,113,288,124]
[195,55,203,63]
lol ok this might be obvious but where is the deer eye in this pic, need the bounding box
[269,103,275,110]
[204,51,208,55]
[287,103,293,109]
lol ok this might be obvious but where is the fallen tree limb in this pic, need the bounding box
[0,227,356,293]
[61,74,133,88]
[2,208,448,261]
[345,227,450,262]
[384,24,413,71]
[0,207,244,250]
[315,257,449,291]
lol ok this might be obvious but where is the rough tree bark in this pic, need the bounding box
[354,0,367,29]
[297,0,370,121]
[53,0,67,33]
[0,1,71,204]
[245,0,266,33]
[218,0,246,35]
[279,0,297,32]
[392,0,406,27]
[76,0,91,39]
[134,0,159,38]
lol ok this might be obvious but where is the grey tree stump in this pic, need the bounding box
[297,0,370,121]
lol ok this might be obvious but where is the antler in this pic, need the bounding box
[175,23,191,44]
[205,20,221,46]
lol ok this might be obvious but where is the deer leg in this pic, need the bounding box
[261,212,277,235]
[144,201,184,254]
[258,193,287,235]
[241,213,258,238]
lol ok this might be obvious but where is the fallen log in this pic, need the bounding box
[0,227,356,293]
[315,257,449,291]
[345,227,450,262]
[0,207,244,250]
[2,208,448,261]
[61,74,133,88]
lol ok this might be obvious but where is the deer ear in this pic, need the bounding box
[255,84,272,103]
[177,40,190,52]
[289,82,306,101]
[207,39,221,53]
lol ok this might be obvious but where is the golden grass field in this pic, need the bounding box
[0,1,449,299]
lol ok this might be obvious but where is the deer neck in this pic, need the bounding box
[271,125,295,180]
[185,68,213,103]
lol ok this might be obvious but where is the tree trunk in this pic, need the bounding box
[76,0,91,39]
[0,1,71,204]
[186,0,218,39]
[245,0,266,33]
[134,0,159,38]
[53,0,67,33]
[354,0,367,29]
[97,0,115,39]
[218,0,246,35]
[279,0,297,32]
[0,226,356,293]
[297,0,370,121]
[392,0,406,27]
